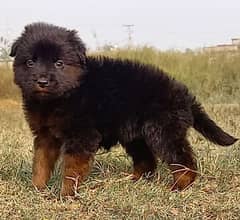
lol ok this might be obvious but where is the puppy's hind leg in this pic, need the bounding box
[125,139,157,180]
[144,122,197,191]
[166,138,197,191]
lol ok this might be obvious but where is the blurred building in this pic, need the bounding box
[203,38,240,52]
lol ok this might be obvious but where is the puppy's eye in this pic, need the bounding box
[55,60,64,69]
[26,60,34,68]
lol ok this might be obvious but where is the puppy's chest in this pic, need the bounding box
[26,109,69,138]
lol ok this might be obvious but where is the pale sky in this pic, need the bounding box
[1,0,240,50]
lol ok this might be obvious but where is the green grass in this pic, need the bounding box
[1,48,240,103]
[0,100,239,219]
[0,48,240,219]
[93,47,240,104]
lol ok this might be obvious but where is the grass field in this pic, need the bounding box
[0,49,240,219]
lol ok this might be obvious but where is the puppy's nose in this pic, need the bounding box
[37,78,49,88]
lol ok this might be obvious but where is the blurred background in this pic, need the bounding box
[1,0,240,51]
[1,0,240,103]
[0,1,240,219]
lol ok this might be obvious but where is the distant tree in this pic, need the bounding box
[0,37,12,66]
[100,43,118,52]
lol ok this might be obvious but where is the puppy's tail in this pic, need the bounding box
[192,102,238,146]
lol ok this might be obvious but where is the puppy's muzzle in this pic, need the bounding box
[37,78,49,88]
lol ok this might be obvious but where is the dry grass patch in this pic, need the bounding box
[0,100,239,219]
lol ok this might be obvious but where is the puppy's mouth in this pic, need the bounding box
[35,91,50,95]
[34,88,52,96]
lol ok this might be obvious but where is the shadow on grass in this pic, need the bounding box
[0,145,193,196]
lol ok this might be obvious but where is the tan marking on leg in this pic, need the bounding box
[32,136,61,190]
[170,164,197,191]
[61,153,94,196]
[132,161,156,180]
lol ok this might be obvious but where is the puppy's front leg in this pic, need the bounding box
[61,152,94,196]
[32,133,61,190]
[61,130,101,196]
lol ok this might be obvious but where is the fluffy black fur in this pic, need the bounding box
[10,22,238,194]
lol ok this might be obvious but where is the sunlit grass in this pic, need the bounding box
[0,48,240,219]
[0,100,239,219]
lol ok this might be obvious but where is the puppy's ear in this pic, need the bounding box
[68,30,86,65]
[10,38,21,57]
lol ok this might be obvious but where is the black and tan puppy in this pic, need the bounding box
[10,22,237,196]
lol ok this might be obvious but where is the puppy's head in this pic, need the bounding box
[10,22,86,100]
